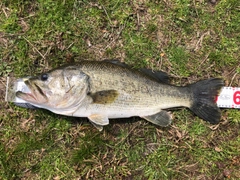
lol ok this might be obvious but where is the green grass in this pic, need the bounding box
[1,0,240,179]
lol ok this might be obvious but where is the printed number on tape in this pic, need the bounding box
[217,87,240,108]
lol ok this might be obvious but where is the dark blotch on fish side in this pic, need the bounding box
[90,90,119,104]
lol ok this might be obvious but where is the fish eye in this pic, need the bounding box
[40,73,48,81]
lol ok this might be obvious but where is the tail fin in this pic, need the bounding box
[189,78,224,124]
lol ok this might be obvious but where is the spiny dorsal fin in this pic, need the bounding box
[89,90,119,104]
[103,59,170,84]
[103,59,128,68]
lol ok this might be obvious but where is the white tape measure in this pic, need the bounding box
[217,87,240,108]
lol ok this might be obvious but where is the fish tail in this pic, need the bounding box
[189,78,224,124]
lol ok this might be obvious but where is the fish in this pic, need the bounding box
[16,60,224,131]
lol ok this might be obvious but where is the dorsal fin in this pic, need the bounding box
[103,59,170,84]
[103,59,129,68]
[140,68,170,84]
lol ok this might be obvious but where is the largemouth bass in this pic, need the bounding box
[16,60,224,130]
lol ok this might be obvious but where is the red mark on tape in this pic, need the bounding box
[233,91,240,105]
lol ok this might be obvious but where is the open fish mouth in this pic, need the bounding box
[16,80,46,103]
[16,91,37,101]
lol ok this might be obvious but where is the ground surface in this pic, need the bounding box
[0,0,240,179]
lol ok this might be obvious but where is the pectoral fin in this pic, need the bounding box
[142,110,172,127]
[88,114,109,126]
[89,90,119,104]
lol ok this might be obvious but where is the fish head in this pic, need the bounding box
[16,66,90,111]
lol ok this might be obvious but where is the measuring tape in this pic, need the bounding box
[217,87,240,109]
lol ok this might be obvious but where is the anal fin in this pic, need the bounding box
[142,110,172,127]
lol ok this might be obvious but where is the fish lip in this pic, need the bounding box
[15,80,37,101]
[16,80,45,102]
[16,91,37,101]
